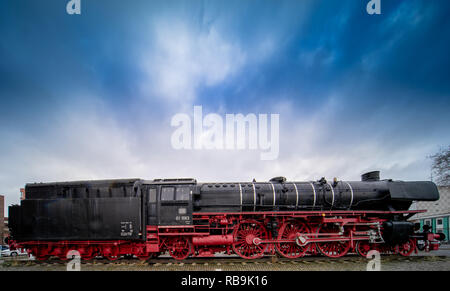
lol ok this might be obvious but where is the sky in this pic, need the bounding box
[1,0,450,211]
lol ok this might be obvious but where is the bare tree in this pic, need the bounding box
[429,145,450,186]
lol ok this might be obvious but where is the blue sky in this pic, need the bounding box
[1,0,450,209]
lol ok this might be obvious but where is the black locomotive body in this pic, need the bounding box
[7,171,444,260]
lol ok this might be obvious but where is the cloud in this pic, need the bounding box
[140,21,246,104]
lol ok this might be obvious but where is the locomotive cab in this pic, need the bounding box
[143,179,196,226]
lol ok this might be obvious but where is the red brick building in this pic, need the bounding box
[3,217,9,244]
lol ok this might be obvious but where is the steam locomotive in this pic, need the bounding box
[8,171,445,260]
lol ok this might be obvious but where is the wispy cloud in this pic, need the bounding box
[140,21,246,104]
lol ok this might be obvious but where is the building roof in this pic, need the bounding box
[414,186,450,219]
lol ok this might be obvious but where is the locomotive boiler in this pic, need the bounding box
[7,171,444,261]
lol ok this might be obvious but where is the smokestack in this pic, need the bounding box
[361,171,380,182]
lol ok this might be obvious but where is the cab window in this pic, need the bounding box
[176,187,190,201]
[161,187,175,201]
[148,188,157,203]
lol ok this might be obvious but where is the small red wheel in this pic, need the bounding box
[102,245,120,261]
[397,239,416,257]
[316,224,351,258]
[80,246,97,261]
[276,221,310,258]
[133,245,153,260]
[136,251,158,261]
[355,241,376,257]
[33,247,50,261]
[167,237,192,260]
[232,219,269,259]
[53,247,68,261]
[81,253,97,261]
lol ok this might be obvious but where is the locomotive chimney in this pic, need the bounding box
[361,171,380,182]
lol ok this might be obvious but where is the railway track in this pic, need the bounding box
[3,254,447,267]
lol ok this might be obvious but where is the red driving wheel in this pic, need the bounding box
[232,220,269,259]
[276,221,310,258]
[316,224,351,258]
